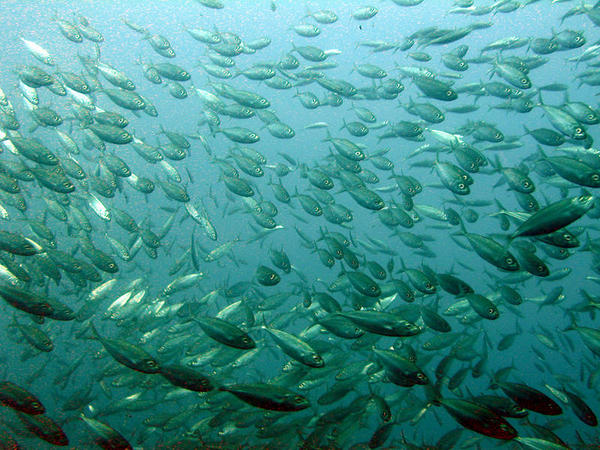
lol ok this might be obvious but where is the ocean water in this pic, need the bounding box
[0,0,598,448]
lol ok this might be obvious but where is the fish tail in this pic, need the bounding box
[88,321,100,340]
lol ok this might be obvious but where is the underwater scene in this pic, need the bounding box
[1,0,600,448]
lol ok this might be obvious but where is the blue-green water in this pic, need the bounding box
[0,0,599,448]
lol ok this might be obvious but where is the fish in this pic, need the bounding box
[17,411,69,446]
[263,325,325,368]
[509,194,595,239]
[493,380,563,415]
[218,383,310,412]
[192,316,256,349]
[89,323,160,374]
[81,415,133,450]
[0,381,45,414]
[0,3,598,448]
[438,397,518,440]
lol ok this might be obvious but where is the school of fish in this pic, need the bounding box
[1,0,600,448]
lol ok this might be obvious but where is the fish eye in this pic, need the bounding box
[146,360,157,367]
[458,183,465,189]
[446,90,453,96]
[522,181,530,187]
[426,282,432,289]
[505,257,514,265]
[564,234,571,240]
[592,175,600,182]
[588,114,595,120]
[537,265,545,272]
[294,395,305,403]
[576,127,583,134]
[488,308,496,315]
[416,373,426,380]
[521,78,527,84]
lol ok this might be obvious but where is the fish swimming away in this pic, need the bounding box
[0,2,598,448]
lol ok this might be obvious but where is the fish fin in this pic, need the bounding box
[87,322,100,341]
